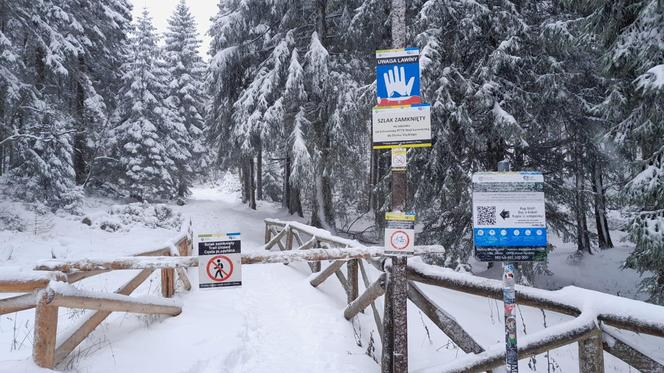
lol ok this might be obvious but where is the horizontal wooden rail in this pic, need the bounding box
[35,247,389,272]
[0,272,67,293]
[0,293,38,315]
[406,258,664,338]
[45,284,181,316]
[415,314,599,373]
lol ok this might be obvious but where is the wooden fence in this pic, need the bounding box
[0,226,193,369]
[262,219,664,373]
[5,218,664,372]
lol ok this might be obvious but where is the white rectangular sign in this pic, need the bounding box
[472,172,547,254]
[198,233,242,289]
[372,104,431,149]
[384,212,416,255]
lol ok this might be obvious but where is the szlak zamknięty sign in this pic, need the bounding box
[472,172,547,262]
[376,48,421,106]
[372,104,431,149]
[198,232,242,289]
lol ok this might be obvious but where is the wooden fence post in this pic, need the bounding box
[33,291,58,368]
[264,223,271,246]
[347,259,359,304]
[161,268,175,298]
[579,327,605,373]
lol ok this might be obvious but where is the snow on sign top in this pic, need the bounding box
[376,48,420,106]
[472,171,547,250]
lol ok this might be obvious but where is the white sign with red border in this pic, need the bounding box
[198,233,242,289]
[384,212,415,255]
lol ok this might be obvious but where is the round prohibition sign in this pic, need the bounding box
[390,230,410,250]
[206,255,234,282]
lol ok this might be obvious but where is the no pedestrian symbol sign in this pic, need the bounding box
[198,233,242,289]
[384,212,416,255]
[472,172,548,262]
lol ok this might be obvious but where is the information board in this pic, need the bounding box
[472,172,547,262]
[198,233,242,289]
[372,104,431,149]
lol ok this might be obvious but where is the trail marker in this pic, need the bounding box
[384,212,416,255]
[472,171,547,262]
[198,233,242,289]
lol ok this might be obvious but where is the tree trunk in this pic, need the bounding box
[591,158,613,249]
[256,138,263,201]
[73,56,87,185]
[574,142,591,254]
[283,155,290,210]
[239,165,247,203]
[249,157,256,210]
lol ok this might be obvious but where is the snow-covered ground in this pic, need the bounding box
[1,178,662,372]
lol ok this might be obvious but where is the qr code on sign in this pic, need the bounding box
[476,206,496,225]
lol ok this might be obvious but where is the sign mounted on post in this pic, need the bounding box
[391,148,407,170]
[372,104,431,149]
[472,172,547,262]
[198,233,242,289]
[384,212,416,255]
[376,48,421,106]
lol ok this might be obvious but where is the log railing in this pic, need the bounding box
[263,219,664,373]
[1,223,193,369]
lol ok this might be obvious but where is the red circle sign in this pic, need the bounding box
[390,230,410,250]
[206,255,234,282]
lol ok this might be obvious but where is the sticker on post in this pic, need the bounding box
[198,233,242,289]
[384,212,415,255]
[391,148,407,170]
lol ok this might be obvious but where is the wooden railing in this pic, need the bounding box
[8,218,663,372]
[263,219,664,373]
[0,224,193,369]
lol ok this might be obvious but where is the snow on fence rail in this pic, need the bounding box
[0,222,193,369]
[263,219,664,373]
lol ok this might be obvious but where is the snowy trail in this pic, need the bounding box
[67,187,377,373]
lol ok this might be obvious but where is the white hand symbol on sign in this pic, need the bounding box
[383,66,415,98]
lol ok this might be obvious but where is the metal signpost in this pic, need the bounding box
[472,161,547,372]
[198,233,242,289]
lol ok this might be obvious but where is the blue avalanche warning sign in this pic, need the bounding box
[376,48,421,106]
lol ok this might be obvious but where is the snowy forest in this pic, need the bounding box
[0,0,663,308]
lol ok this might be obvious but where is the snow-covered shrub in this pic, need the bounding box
[0,208,26,232]
[104,203,183,230]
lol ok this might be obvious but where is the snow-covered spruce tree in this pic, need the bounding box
[0,0,90,209]
[109,9,186,201]
[572,0,664,303]
[207,0,291,209]
[0,0,132,208]
[164,0,208,198]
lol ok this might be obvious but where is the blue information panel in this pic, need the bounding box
[472,172,548,262]
[376,48,420,106]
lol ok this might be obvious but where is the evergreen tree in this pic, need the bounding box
[574,0,664,303]
[164,0,208,198]
[109,9,186,201]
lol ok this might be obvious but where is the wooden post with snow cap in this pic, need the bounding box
[33,290,58,368]
[382,0,409,371]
